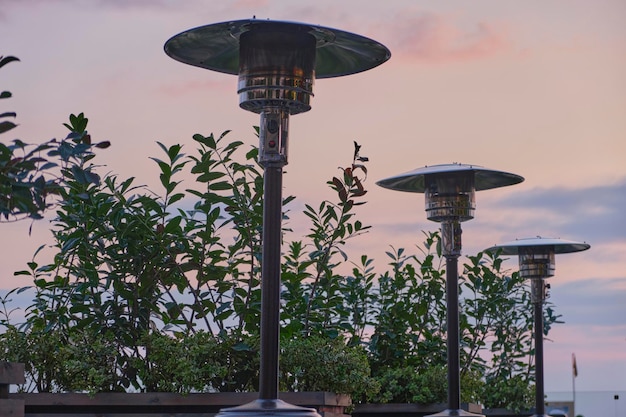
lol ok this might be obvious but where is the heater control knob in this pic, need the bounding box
[267,119,279,134]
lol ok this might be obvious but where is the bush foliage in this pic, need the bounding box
[0,56,109,222]
[1,55,559,411]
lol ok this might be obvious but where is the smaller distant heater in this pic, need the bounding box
[486,237,590,417]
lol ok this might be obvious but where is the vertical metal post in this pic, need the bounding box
[483,239,589,417]
[445,254,461,411]
[432,219,471,416]
[166,19,390,417]
[259,165,283,400]
[216,108,318,417]
[532,280,546,417]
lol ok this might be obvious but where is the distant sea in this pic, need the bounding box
[547,391,625,417]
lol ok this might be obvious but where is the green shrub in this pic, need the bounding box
[368,365,484,405]
[0,80,556,408]
[480,373,534,412]
[1,55,108,221]
[372,366,447,404]
[0,325,66,392]
[280,336,379,400]
[57,329,122,393]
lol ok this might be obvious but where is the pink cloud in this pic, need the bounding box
[377,12,512,64]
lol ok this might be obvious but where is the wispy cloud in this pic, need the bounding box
[0,0,170,9]
[555,277,626,325]
[492,179,626,243]
[0,0,172,21]
[373,11,513,64]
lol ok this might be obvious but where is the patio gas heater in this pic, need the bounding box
[165,19,390,417]
[485,237,590,417]
[377,163,524,417]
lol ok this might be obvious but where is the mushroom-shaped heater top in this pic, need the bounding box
[376,163,524,222]
[486,237,590,279]
[485,237,589,417]
[164,19,391,114]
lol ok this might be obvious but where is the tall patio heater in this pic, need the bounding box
[165,19,390,417]
[377,163,524,417]
[485,237,590,417]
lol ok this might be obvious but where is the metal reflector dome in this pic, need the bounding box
[486,237,591,255]
[164,19,391,78]
[376,163,524,193]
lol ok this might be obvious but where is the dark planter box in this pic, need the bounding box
[11,391,351,417]
[483,404,573,417]
[0,362,25,417]
[482,408,532,417]
[352,402,482,417]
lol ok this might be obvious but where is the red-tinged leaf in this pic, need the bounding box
[353,140,361,160]
[352,163,368,177]
[339,187,348,202]
[331,177,343,191]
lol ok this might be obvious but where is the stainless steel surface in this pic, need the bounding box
[377,163,522,417]
[483,236,590,417]
[164,19,391,78]
[486,237,591,255]
[259,108,289,167]
[425,170,476,222]
[531,279,549,303]
[519,249,556,279]
[486,237,590,279]
[216,399,320,417]
[237,26,316,114]
[165,20,390,114]
[166,19,388,417]
[376,163,524,193]
[441,221,462,256]
[238,72,314,114]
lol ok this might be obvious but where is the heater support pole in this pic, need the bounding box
[257,107,289,401]
[445,253,461,411]
[434,219,470,416]
[165,18,390,417]
[259,164,283,401]
[533,292,546,417]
